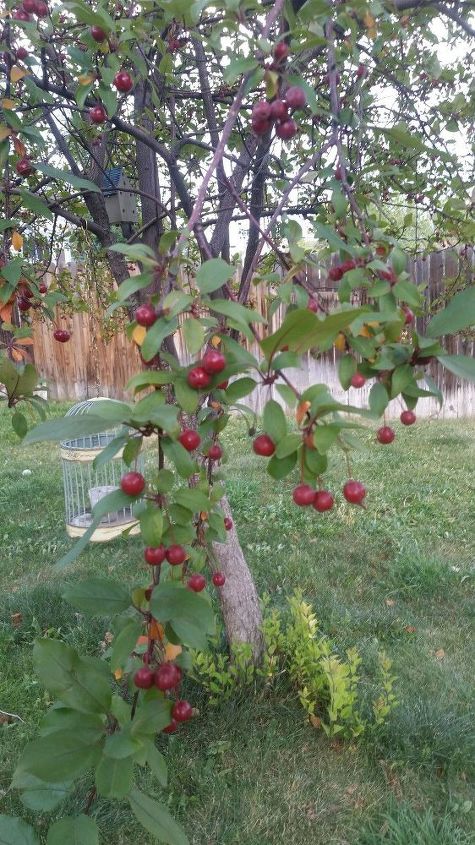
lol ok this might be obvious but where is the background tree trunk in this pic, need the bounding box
[212,496,263,662]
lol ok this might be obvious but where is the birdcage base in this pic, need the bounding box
[66,513,140,542]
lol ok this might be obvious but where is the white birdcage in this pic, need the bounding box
[60,398,143,542]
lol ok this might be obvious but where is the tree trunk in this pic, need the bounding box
[212,496,263,662]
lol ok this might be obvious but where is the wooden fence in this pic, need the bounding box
[29,248,475,415]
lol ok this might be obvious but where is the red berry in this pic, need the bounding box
[144,545,166,566]
[350,373,366,389]
[144,586,153,601]
[17,297,31,312]
[269,99,288,121]
[91,24,106,42]
[187,366,211,390]
[53,329,70,343]
[307,297,319,313]
[166,544,187,566]
[163,718,179,734]
[252,100,271,120]
[400,410,416,426]
[155,663,182,691]
[217,379,229,390]
[340,259,356,274]
[224,517,233,531]
[120,471,145,496]
[35,1,48,16]
[328,265,344,282]
[13,8,30,20]
[276,119,298,140]
[39,282,47,294]
[134,667,154,689]
[285,86,306,110]
[343,480,366,505]
[313,490,335,512]
[273,41,289,62]
[16,46,28,60]
[212,571,226,587]
[377,426,395,444]
[89,104,107,124]
[178,429,201,451]
[208,443,223,461]
[135,303,156,327]
[114,69,133,93]
[356,63,367,78]
[202,349,226,374]
[402,306,414,325]
[253,434,275,457]
[172,699,193,722]
[22,0,35,11]
[252,118,271,136]
[292,484,316,507]
[16,157,33,177]
[188,573,206,592]
[379,268,397,284]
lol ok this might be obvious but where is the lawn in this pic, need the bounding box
[0,404,474,844]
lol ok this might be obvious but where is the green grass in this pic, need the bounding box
[0,406,474,844]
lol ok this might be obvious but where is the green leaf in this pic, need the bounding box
[111,619,142,672]
[195,258,234,294]
[95,754,134,799]
[129,787,189,845]
[109,242,157,264]
[368,383,389,416]
[130,697,172,739]
[23,414,118,444]
[46,816,99,845]
[276,384,298,408]
[1,257,23,285]
[0,816,39,845]
[263,399,287,444]
[174,377,200,413]
[39,709,105,740]
[267,451,297,480]
[338,354,357,389]
[392,279,421,308]
[18,775,72,812]
[390,364,413,398]
[161,439,196,479]
[150,583,215,650]
[140,317,179,362]
[146,743,168,787]
[314,424,339,453]
[174,488,211,513]
[139,507,164,546]
[132,393,179,432]
[63,577,132,616]
[275,433,301,459]
[34,163,101,193]
[11,411,28,439]
[426,288,475,337]
[14,732,102,783]
[104,730,141,760]
[92,434,128,470]
[33,639,111,714]
[261,308,367,358]
[182,318,205,354]
[18,190,54,221]
[437,354,475,383]
[225,377,257,402]
[117,273,153,303]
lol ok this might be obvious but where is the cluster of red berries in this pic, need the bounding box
[250,42,306,140]
[143,545,225,588]
[13,0,48,21]
[291,480,367,509]
[187,349,227,390]
[133,663,193,731]
[329,258,415,325]
[178,428,224,461]
[376,410,416,444]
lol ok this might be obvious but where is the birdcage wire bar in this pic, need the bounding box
[60,399,143,542]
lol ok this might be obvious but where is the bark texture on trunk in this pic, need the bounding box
[212,496,263,662]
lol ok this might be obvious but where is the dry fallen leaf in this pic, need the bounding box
[385,598,396,607]
[132,324,146,346]
[113,668,123,681]
[404,625,417,634]
[434,648,445,659]
[309,714,321,729]
[11,612,23,627]
[1,99,16,110]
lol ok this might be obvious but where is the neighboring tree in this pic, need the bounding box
[1,1,475,841]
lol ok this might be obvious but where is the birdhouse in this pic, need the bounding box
[102,167,138,225]
[60,398,143,542]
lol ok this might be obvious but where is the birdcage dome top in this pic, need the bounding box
[60,397,125,451]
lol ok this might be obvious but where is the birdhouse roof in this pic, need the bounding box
[102,167,124,196]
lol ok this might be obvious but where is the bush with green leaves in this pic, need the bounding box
[1,0,475,842]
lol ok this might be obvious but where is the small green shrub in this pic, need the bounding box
[191,591,398,740]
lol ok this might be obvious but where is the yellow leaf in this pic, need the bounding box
[211,335,221,347]
[1,99,16,110]
[78,73,95,86]
[113,668,123,680]
[264,69,279,100]
[15,337,34,346]
[296,400,311,425]
[334,332,346,352]
[0,125,11,141]
[10,66,28,83]
[165,643,182,661]
[11,231,24,251]
[363,11,375,28]
[132,324,146,346]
